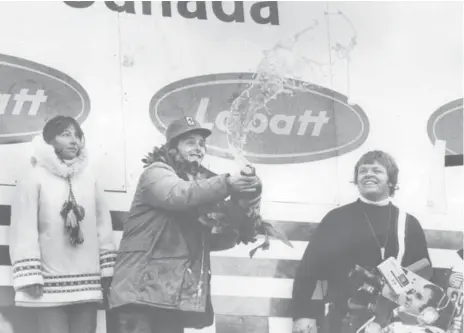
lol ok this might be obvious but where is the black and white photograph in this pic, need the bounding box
[0,1,462,333]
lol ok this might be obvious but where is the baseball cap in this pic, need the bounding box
[165,117,212,145]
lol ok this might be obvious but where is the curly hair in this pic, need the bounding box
[353,150,399,196]
[421,284,444,312]
[141,143,201,180]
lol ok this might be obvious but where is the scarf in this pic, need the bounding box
[31,136,88,246]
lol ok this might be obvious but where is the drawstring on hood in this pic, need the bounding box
[60,177,86,245]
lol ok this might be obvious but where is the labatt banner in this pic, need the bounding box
[0,2,462,333]
[0,1,461,211]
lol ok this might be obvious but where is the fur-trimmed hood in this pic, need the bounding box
[30,135,89,179]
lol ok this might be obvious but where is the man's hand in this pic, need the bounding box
[292,318,317,333]
[20,284,43,298]
[209,225,239,251]
[101,276,112,309]
[101,276,112,294]
[226,173,260,193]
[365,322,382,333]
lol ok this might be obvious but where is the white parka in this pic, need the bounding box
[9,136,117,307]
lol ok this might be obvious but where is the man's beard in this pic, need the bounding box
[186,159,201,175]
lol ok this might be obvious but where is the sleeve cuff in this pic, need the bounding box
[100,251,117,277]
[12,258,44,290]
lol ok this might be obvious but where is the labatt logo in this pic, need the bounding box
[0,54,90,144]
[149,73,370,164]
[427,98,463,156]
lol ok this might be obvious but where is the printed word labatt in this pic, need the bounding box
[196,97,330,136]
[0,205,461,333]
[149,73,370,164]
[0,89,48,116]
[0,53,90,144]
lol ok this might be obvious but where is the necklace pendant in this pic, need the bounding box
[381,247,385,261]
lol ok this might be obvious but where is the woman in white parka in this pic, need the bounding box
[9,116,117,333]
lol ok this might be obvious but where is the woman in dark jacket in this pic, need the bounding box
[109,117,260,333]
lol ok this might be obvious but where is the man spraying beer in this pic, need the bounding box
[109,116,261,333]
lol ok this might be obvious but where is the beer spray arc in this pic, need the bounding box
[224,22,319,257]
[225,10,358,257]
[224,24,323,257]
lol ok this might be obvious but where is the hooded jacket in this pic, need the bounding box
[108,159,251,328]
[9,136,117,307]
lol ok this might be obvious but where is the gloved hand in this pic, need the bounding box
[219,198,258,245]
[20,284,43,298]
[102,276,112,292]
[101,276,112,309]
[348,265,384,314]
[209,224,240,251]
[292,318,317,333]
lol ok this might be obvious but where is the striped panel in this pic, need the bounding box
[109,211,464,249]
[445,154,463,167]
[0,205,462,333]
[214,314,268,333]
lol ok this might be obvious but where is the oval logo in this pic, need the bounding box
[0,54,90,144]
[427,98,463,156]
[149,73,370,164]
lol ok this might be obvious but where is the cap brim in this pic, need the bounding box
[184,127,212,139]
[169,128,212,144]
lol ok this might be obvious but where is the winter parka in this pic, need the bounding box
[108,161,245,328]
[9,136,117,307]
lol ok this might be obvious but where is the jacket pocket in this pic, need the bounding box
[138,257,188,307]
[109,250,147,308]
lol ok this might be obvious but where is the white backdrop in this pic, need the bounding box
[0,1,461,227]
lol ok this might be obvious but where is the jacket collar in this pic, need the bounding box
[359,195,391,206]
[30,135,88,179]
